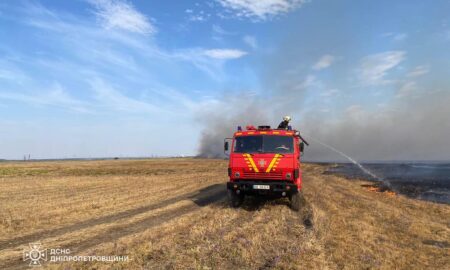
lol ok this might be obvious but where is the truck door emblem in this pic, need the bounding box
[258,159,267,167]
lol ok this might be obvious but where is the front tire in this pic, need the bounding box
[289,191,304,211]
[228,189,244,208]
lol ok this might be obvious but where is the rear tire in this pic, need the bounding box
[289,191,304,211]
[228,189,244,208]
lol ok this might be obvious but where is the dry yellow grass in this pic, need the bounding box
[0,159,448,269]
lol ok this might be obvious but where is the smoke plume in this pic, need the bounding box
[197,88,450,161]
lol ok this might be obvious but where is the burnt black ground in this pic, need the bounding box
[323,162,450,204]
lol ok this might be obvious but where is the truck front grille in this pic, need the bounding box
[242,172,283,180]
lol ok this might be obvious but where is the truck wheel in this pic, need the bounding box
[228,189,244,208]
[289,191,304,211]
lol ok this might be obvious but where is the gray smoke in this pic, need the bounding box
[196,69,450,161]
[196,96,272,158]
[197,88,450,161]
[299,91,450,161]
[196,77,450,163]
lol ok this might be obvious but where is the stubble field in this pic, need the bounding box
[0,158,448,269]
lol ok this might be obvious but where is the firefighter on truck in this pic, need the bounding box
[224,116,309,211]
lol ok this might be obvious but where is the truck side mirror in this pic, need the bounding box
[300,142,305,153]
[224,138,232,156]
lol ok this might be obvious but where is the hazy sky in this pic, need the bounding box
[1,0,449,160]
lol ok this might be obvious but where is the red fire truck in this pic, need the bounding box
[224,125,308,211]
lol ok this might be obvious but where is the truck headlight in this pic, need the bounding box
[286,173,292,179]
[234,172,240,178]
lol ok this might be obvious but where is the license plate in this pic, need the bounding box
[253,185,270,190]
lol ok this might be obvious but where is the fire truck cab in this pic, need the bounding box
[224,125,306,211]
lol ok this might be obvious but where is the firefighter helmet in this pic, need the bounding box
[283,116,291,122]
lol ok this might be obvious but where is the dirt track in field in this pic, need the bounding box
[0,159,448,269]
[0,184,225,252]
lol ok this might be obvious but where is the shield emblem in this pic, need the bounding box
[258,159,267,168]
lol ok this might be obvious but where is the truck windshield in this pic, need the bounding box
[233,135,294,154]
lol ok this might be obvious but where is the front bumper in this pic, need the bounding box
[227,181,298,197]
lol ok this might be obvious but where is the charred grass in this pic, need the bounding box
[0,159,448,269]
